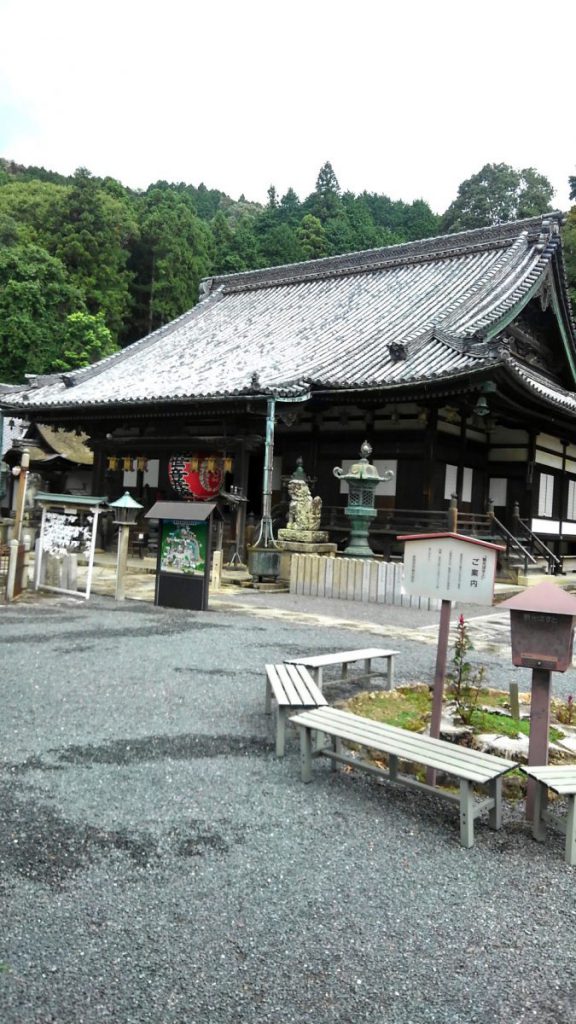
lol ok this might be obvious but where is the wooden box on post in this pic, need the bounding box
[145,501,215,611]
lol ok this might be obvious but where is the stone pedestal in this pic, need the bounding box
[277,529,337,583]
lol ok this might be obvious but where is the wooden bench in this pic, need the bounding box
[265,664,327,757]
[286,647,400,691]
[520,765,576,865]
[290,706,517,848]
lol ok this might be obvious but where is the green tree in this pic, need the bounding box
[129,186,213,339]
[51,312,118,371]
[256,222,304,266]
[278,188,302,225]
[0,179,65,247]
[210,210,259,274]
[297,214,328,259]
[304,162,342,223]
[441,163,554,232]
[0,244,83,382]
[570,175,576,203]
[51,168,137,336]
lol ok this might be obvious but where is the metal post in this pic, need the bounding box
[258,396,276,545]
[249,398,280,579]
[525,667,553,820]
[426,598,452,786]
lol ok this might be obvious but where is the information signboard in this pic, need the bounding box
[401,533,502,606]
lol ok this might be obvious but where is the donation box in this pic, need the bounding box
[501,582,576,672]
[145,501,215,611]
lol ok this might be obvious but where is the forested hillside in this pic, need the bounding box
[0,157,568,384]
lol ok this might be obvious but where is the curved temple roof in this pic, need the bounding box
[3,213,575,413]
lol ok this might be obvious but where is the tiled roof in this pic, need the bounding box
[2,214,573,413]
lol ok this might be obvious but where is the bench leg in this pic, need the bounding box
[488,777,502,831]
[265,678,272,715]
[459,779,475,848]
[388,753,398,782]
[532,782,547,843]
[387,655,394,691]
[300,726,313,782]
[330,735,342,771]
[566,796,576,866]
[276,708,287,758]
[313,728,326,753]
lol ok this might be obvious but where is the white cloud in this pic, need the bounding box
[0,0,573,211]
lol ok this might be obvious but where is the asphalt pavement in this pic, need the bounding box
[1,587,576,1024]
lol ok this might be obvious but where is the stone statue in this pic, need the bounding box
[285,477,322,533]
[276,457,337,580]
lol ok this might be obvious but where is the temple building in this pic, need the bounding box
[2,213,576,572]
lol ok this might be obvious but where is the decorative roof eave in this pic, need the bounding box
[307,362,505,404]
[464,220,576,386]
[387,327,492,363]
[0,380,314,417]
[501,352,576,418]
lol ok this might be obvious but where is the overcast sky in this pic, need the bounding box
[0,0,574,214]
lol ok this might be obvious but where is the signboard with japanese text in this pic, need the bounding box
[400,533,503,605]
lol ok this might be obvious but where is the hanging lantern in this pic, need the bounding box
[223,456,234,474]
[107,456,120,472]
[168,454,223,500]
[122,456,134,473]
[136,456,148,473]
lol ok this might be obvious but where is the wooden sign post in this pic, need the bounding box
[399,532,504,785]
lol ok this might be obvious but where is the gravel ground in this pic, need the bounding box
[1,593,576,1024]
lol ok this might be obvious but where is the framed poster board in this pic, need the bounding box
[146,501,215,611]
[160,519,208,575]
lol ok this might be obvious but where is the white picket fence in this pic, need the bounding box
[289,554,440,610]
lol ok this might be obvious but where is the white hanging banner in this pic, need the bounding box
[34,494,106,599]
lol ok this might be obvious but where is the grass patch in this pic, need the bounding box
[469,709,564,743]
[345,686,431,732]
[344,685,564,744]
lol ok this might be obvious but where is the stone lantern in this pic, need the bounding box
[333,441,394,558]
[109,491,143,601]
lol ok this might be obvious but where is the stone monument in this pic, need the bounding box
[276,458,337,582]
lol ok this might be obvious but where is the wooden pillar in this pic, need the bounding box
[456,405,467,504]
[91,445,108,496]
[424,406,438,509]
[525,668,553,821]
